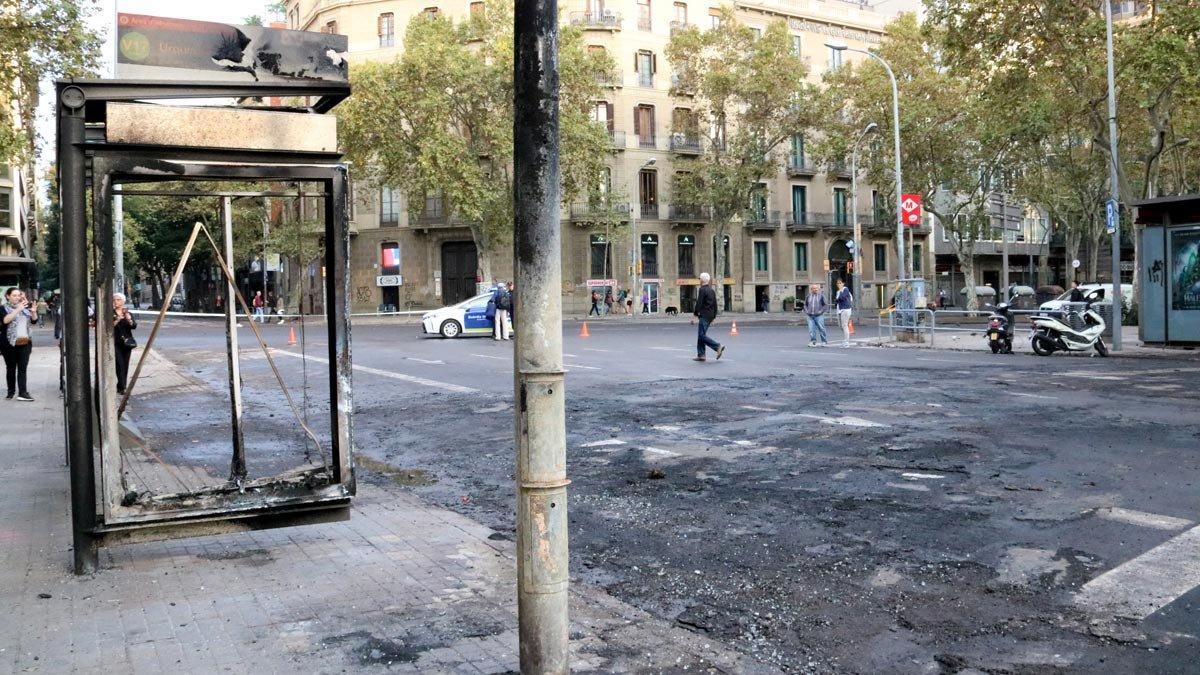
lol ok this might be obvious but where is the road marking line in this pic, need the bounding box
[740,405,777,412]
[580,439,625,448]
[271,349,477,394]
[582,348,612,353]
[902,472,945,480]
[1075,525,1200,620]
[1061,372,1128,381]
[564,363,600,370]
[1011,392,1058,400]
[886,482,930,492]
[797,413,888,429]
[653,425,681,432]
[563,353,579,358]
[404,357,444,365]
[1096,507,1193,531]
[471,353,507,360]
[644,447,680,457]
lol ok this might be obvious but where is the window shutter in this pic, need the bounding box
[652,52,657,73]
[606,103,614,131]
[634,107,641,135]
[634,52,640,72]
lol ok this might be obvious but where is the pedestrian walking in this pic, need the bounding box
[691,273,725,362]
[2,287,38,401]
[834,279,853,347]
[52,294,63,341]
[492,282,512,340]
[604,288,614,315]
[1068,280,1084,303]
[588,290,601,317]
[804,283,828,347]
[252,291,265,322]
[641,290,650,314]
[267,291,279,323]
[112,292,137,395]
[506,282,516,327]
[36,296,49,326]
[625,290,634,315]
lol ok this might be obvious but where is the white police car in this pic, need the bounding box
[421,292,512,338]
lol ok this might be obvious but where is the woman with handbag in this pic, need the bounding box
[113,292,138,395]
[3,287,38,401]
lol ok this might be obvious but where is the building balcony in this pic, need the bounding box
[609,130,627,150]
[827,161,852,179]
[786,156,817,177]
[743,210,781,231]
[670,72,694,95]
[669,204,710,223]
[597,69,623,88]
[669,133,701,154]
[637,17,652,31]
[639,203,661,219]
[669,20,694,35]
[569,11,622,30]
[638,134,657,149]
[569,202,630,223]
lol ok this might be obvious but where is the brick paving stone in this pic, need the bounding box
[0,348,775,673]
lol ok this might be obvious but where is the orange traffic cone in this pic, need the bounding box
[287,325,297,346]
[580,321,590,338]
[848,319,855,335]
[729,321,739,336]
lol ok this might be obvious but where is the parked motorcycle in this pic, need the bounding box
[985,302,1014,354]
[1029,303,1109,357]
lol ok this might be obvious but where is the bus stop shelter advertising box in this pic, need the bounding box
[1136,194,1200,345]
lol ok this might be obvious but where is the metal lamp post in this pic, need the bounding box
[1103,0,1123,351]
[850,122,879,314]
[827,41,905,280]
[630,157,655,316]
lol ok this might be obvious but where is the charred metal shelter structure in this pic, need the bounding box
[57,79,354,574]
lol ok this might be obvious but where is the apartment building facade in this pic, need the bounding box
[0,158,36,290]
[285,0,928,313]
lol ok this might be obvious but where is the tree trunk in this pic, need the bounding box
[1088,230,1102,282]
[1065,227,1082,286]
[713,221,728,314]
[955,247,978,311]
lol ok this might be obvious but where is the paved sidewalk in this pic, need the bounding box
[0,348,771,674]
[865,324,1199,359]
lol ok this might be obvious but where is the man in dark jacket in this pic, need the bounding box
[1068,280,1084,303]
[691,272,725,362]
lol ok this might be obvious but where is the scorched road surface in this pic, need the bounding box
[157,319,1200,673]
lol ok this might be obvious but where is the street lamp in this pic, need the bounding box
[850,122,878,315]
[631,157,656,316]
[826,41,906,281]
[1102,0,1122,351]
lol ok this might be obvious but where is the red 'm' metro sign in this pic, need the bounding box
[901,193,922,227]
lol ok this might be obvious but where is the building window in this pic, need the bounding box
[598,167,612,197]
[324,20,338,33]
[380,187,399,225]
[424,191,443,218]
[827,46,843,71]
[874,243,887,274]
[0,190,10,230]
[834,188,848,227]
[674,2,687,24]
[791,185,807,224]
[912,243,923,272]
[590,234,613,278]
[378,13,395,46]
[638,168,657,217]
[423,7,440,19]
[791,35,802,56]
[470,1,484,15]
[753,241,769,273]
[380,242,401,275]
[749,184,767,220]
[677,234,695,277]
[637,0,651,31]
[634,104,655,148]
[635,50,655,87]
[713,234,730,277]
[708,8,722,28]
[641,234,660,277]
[794,241,809,273]
[790,134,805,164]
[592,100,614,131]
[750,27,761,39]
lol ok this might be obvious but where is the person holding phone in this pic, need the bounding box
[113,293,138,395]
[3,287,38,401]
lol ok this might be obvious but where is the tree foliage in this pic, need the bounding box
[666,8,816,296]
[0,0,101,164]
[337,0,614,278]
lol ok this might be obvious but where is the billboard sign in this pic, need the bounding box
[116,13,349,83]
[1171,229,1200,311]
[900,193,922,227]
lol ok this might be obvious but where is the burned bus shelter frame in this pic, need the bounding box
[57,79,354,574]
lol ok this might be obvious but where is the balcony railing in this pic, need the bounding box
[638,134,657,149]
[669,204,711,222]
[569,202,630,222]
[744,209,781,229]
[639,203,661,219]
[609,130,627,150]
[597,69,623,87]
[637,17,652,30]
[669,20,693,35]
[669,134,701,154]
[827,161,852,178]
[569,11,622,30]
[786,156,816,176]
[670,72,694,94]
[412,204,445,225]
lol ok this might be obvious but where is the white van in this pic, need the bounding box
[1039,283,1133,312]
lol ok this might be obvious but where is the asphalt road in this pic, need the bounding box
[143,317,1200,673]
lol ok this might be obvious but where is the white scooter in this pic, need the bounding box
[1029,303,1109,357]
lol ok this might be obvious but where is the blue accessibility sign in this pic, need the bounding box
[1105,199,1119,235]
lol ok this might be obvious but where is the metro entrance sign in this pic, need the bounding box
[901,193,922,227]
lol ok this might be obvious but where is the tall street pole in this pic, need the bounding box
[850,122,878,313]
[513,0,570,669]
[1104,0,1123,351]
[114,185,124,295]
[1001,190,1010,303]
